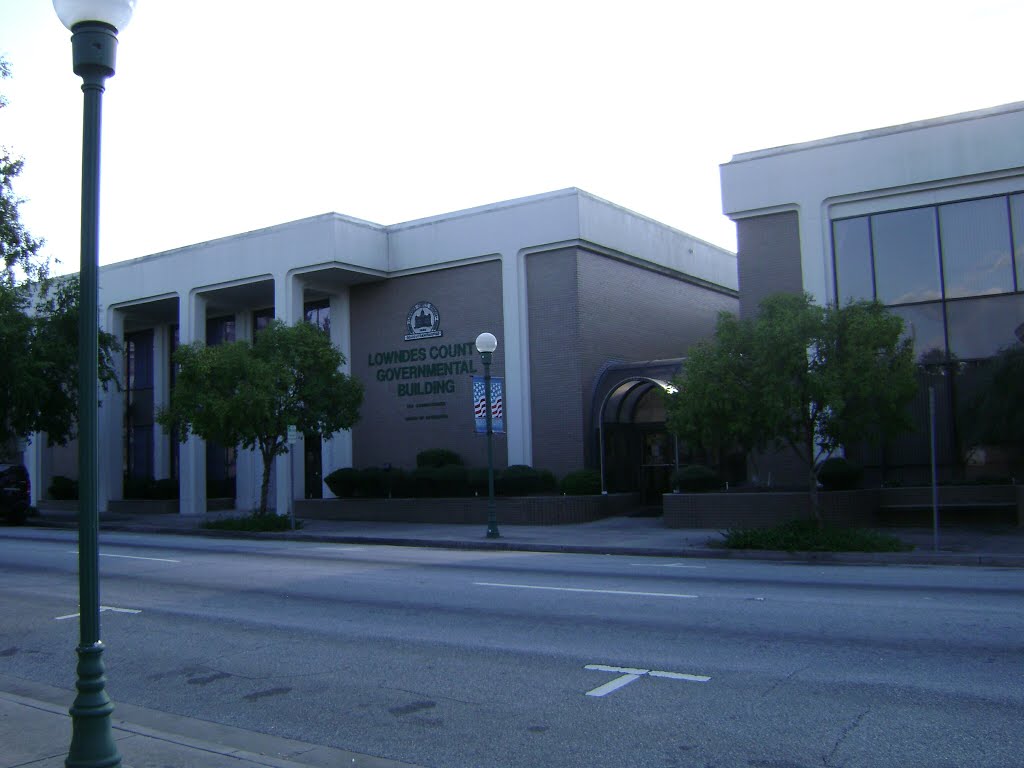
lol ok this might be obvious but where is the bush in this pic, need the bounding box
[49,475,78,501]
[722,519,912,552]
[416,449,464,469]
[671,465,721,493]
[496,465,557,496]
[324,467,360,498]
[560,469,602,495]
[817,457,863,491]
[404,465,471,497]
[203,513,301,532]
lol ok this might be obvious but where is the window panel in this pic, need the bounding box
[938,197,1014,298]
[871,208,942,304]
[889,302,946,363]
[1012,193,1024,290]
[946,293,1024,360]
[832,217,874,303]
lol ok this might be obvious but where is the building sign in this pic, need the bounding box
[367,341,477,397]
[404,301,442,341]
[473,376,505,434]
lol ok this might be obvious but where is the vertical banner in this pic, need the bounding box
[472,376,505,434]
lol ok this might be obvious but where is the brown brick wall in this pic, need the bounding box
[736,211,803,318]
[349,261,506,472]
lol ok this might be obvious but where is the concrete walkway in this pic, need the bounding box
[5,508,1023,767]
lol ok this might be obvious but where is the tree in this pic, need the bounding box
[0,58,120,452]
[963,344,1024,462]
[158,320,364,515]
[666,293,917,518]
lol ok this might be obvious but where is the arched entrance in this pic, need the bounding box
[591,361,685,506]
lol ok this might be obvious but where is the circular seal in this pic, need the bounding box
[406,301,441,339]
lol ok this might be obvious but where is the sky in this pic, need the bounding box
[1,0,1022,274]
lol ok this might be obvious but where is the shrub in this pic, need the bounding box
[203,513,301,532]
[671,465,721,493]
[405,465,471,497]
[416,449,464,469]
[147,478,180,499]
[49,475,79,501]
[324,467,360,498]
[817,457,863,491]
[560,469,602,496]
[722,519,912,553]
[496,465,557,496]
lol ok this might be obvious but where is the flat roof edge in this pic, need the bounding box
[724,100,1024,165]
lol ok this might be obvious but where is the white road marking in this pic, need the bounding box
[55,606,142,621]
[68,551,179,563]
[474,582,698,599]
[630,563,707,569]
[313,547,366,552]
[584,664,710,696]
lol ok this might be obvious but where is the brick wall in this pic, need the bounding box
[736,211,803,319]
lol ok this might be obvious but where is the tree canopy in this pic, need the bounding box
[158,320,364,515]
[666,293,918,516]
[963,344,1024,460]
[0,58,120,453]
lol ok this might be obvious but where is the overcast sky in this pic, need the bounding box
[1,0,1021,274]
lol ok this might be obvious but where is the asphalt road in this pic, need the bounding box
[1,529,1022,768]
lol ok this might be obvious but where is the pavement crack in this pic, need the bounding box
[823,708,870,767]
[760,665,809,699]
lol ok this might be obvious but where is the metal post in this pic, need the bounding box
[483,352,500,538]
[66,20,121,768]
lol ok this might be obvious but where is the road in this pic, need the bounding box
[1,528,1022,768]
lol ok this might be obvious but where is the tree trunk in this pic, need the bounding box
[806,428,822,526]
[258,449,273,517]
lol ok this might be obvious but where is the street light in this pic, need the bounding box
[475,332,500,539]
[53,1,135,766]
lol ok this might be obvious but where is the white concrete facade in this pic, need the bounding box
[720,101,1024,305]
[29,188,736,514]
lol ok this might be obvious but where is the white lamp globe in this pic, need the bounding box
[53,0,136,31]
[475,332,498,354]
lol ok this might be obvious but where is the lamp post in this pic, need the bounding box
[53,2,135,766]
[475,332,500,539]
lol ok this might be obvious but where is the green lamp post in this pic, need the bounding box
[53,1,136,766]
[475,332,500,539]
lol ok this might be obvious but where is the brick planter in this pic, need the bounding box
[663,490,877,529]
[295,493,640,525]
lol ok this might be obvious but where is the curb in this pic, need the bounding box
[19,518,1024,568]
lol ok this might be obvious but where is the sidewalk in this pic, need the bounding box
[22,504,1024,567]
[0,674,419,768]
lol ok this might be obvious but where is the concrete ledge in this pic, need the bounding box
[295,493,640,525]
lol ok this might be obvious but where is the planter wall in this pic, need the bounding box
[295,493,640,525]
[663,490,876,529]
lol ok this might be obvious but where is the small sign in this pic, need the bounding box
[473,376,505,434]
[404,301,443,341]
[287,425,298,445]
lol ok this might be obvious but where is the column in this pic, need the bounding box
[233,309,260,513]
[152,324,171,480]
[97,308,125,511]
[322,289,354,497]
[501,251,532,466]
[274,273,304,516]
[178,292,206,516]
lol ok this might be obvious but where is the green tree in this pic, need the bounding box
[0,58,120,451]
[963,344,1024,462]
[158,320,364,515]
[666,293,917,518]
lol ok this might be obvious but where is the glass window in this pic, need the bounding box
[304,299,330,335]
[1012,193,1024,291]
[946,293,1024,360]
[889,302,946,363]
[253,308,274,336]
[206,316,235,346]
[871,208,942,304]
[938,197,1014,299]
[832,217,874,303]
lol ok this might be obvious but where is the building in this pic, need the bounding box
[720,101,1024,484]
[24,188,737,514]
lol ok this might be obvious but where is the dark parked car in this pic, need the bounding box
[0,463,30,525]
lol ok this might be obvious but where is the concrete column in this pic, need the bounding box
[232,310,260,513]
[152,324,171,480]
[322,289,354,497]
[98,308,125,511]
[24,435,44,507]
[274,273,304,515]
[501,251,532,467]
[178,292,207,516]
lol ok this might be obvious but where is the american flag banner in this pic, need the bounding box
[472,376,505,434]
